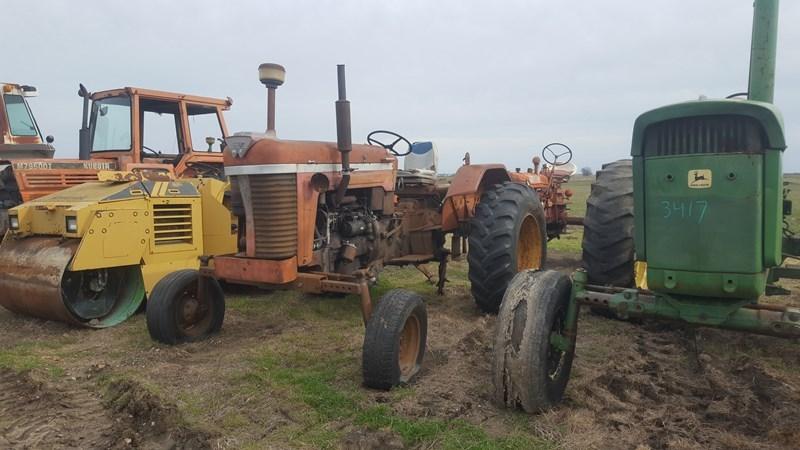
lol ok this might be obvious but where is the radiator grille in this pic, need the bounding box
[153,204,193,245]
[248,173,297,259]
[643,115,765,157]
[23,173,99,187]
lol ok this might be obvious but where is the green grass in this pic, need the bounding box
[547,175,591,254]
[239,344,555,449]
[0,338,76,378]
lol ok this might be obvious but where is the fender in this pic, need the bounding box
[441,164,510,232]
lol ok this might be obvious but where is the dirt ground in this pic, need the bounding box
[1,250,800,449]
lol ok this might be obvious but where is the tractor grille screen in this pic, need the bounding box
[248,173,298,259]
[643,115,765,157]
[153,204,193,245]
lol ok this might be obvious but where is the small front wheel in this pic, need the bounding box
[146,269,226,345]
[492,270,575,413]
[362,289,427,390]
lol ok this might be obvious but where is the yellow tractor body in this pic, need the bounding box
[0,173,236,327]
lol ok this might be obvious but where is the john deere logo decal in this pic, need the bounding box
[688,169,712,189]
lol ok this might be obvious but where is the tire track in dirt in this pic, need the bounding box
[0,368,214,449]
[578,324,800,449]
[0,369,116,448]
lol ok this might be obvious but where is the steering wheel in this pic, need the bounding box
[541,143,573,166]
[142,145,161,157]
[367,130,412,156]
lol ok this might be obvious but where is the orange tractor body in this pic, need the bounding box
[146,64,575,390]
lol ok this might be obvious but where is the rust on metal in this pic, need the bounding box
[0,237,79,325]
[212,255,298,285]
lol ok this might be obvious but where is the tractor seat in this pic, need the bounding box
[552,162,577,178]
[397,141,438,185]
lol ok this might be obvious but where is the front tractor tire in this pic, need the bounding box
[581,159,635,286]
[146,269,226,345]
[468,182,546,314]
[362,289,428,390]
[492,270,575,413]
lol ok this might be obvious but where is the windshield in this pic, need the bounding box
[91,95,131,152]
[3,94,39,137]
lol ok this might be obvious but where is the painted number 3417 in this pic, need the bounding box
[661,200,708,224]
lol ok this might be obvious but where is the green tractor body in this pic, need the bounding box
[632,101,786,300]
[492,0,800,414]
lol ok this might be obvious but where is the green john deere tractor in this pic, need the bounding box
[493,0,796,413]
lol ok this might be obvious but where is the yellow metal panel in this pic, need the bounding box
[71,210,148,270]
[140,257,200,295]
[197,179,237,257]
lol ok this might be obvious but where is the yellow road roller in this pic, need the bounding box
[0,171,236,328]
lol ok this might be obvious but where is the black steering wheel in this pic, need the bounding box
[541,142,573,166]
[367,130,412,156]
[142,145,161,157]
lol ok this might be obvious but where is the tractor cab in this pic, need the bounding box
[83,87,231,178]
[0,83,54,159]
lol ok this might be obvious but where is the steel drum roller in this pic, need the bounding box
[0,237,144,328]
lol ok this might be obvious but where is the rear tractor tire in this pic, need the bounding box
[146,269,226,345]
[468,182,546,314]
[581,159,635,286]
[492,270,575,413]
[362,289,427,390]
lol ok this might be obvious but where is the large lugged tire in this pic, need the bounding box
[492,270,575,413]
[146,270,225,345]
[362,289,427,390]
[581,160,635,286]
[468,182,546,314]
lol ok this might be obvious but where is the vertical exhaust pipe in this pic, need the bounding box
[748,0,780,104]
[78,84,91,160]
[335,64,353,205]
[258,63,286,134]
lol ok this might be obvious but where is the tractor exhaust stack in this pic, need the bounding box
[78,84,91,160]
[335,64,353,204]
[258,63,286,134]
[747,0,780,104]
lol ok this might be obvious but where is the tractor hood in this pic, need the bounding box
[631,99,786,157]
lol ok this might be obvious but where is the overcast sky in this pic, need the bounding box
[3,0,798,173]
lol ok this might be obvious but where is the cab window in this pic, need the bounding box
[187,104,224,152]
[140,99,182,156]
[91,96,132,151]
[4,94,39,137]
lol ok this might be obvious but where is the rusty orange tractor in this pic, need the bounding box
[145,63,562,389]
[0,85,231,233]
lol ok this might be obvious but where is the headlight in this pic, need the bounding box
[9,215,19,230]
[65,216,77,233]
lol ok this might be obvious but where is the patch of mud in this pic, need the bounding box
[0,369,213,449]
[392,319,494,422]
[0,369,115,448]
[340,428,404,450]
[569,324,800,449]
[105,377,216,449]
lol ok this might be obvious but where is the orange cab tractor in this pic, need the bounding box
[0,84,232,233]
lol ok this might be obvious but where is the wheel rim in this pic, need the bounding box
[516,214,543,271]
[61,266,145,327]
[546,304,569,381]
[174,282,212,338]
[398,314,421,380]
